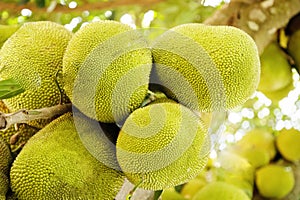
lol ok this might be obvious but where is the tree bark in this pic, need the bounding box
[204,0,300,54]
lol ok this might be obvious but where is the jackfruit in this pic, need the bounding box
[180,178,207,199]
[210,150,255,198]
[287,29,300,71]
[192,181,250,200]
[276,128,300,162]
[258,42,293,93]
[116,102,209,190]
[0,172,9,200]
[62,20,152,123]
[0,21,72,128]
[151,23,260,112]
[161,188,187,200]
[228,128,276,168]
[0,138,12,198]
[263,80,294,104]
[255,164,295,199]
[10,112,125,200]
[0,24,20,48]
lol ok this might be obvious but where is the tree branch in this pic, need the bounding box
[0,0,165,14]
[204,0,300,54]
[0,103,72,131]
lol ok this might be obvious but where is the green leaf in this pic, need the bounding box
[35,0,45,8]
[154,190,163,200]
[0,78,25,99]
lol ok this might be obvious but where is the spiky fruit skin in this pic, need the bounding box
[116,102,209,190]
[276,128,300,162]
[151,23,260,112]
[192,181,250,200]
[10,113,125,200]
[0,138,12,198]
[255,164,295,199]
[0,101,38,152]
[62,20,152,123]
[0,21,72,128]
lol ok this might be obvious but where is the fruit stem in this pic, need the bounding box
[140,90,167,107]
[0,103,72,131]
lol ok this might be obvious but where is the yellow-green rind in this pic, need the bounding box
[161,188,187,200]
[0,172,9,199]
[255,164,295,199]
[0,21,72,116]
[263,80,294,104]
[152,23,260,112]
[229,128,276,168]
[0,138,12,198]
[192,181,251,200]
[63,20,152,123]
[116,102,209,190]
[0,24,20,48]
[10,113,125,200]
[0,138,12,175]
[0,101,39,152]
[258,42,293,92]
[211,150,255,198]
[276,128,300,162]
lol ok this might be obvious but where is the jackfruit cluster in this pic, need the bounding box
[0,20,262,199]
[165,128,300,200]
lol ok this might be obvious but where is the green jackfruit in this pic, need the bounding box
[263,80,294,103]
[258,42,293,93]
[116,102,209,190]
[276,128,300,162]
[0,24,20,48]
[0,101,39,152]
[62,20,152,123]
[161,188,187,200]
[192,181,250,200]
[0,21,72,128]
[228,128,276,168]
[0,172,9,200]
[255,164,295,199]
[0,138,12,198]
[210,151,255,198]
[151,23,260,112]
[180,177,207,199]
[10,112,125,200]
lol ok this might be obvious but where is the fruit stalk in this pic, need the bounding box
[0,103,71,131]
